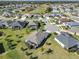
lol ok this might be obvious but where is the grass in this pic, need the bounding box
[72,34,79,41]
[0,30,79,59]
[29,4,50,14]
[60,26,70,30]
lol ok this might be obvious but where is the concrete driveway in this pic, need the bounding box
[45,23,59,33]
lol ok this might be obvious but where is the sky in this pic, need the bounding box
[0,0,79,1]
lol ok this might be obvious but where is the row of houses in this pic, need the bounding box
[63,21,79,27]
[0,20,39,30]
[25,29,79,51]
[25,22,79,51]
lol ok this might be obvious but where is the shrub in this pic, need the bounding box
[76,49,79,55]
[16,40,21,43]
[21,47,28,51]
[30,55,38,59]
[18,35,23,38]
[45,48,53,54]
[46,42,51,45]
[26,51,33,56]
[7,39,13,42]
[7,41,17,50]
[53,32,58,35]
[6,35,12,37]
[41,47,44,52]
[0,31,5,36]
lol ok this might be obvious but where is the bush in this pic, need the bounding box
[6,35,12,37]
[45,48,53,54]
[26,51,33,56]
[0,31,5,36]
[18,35,23,38]
[53,32,58,35]
[41,47,44,52]
[16,40,21,43]
[76,49,79,55]
[21,47,28,51]
[68,48,77,52]
[46,42,51,45]
[30,55,38,59]
[6,39,13,42]
[7,41,17,50]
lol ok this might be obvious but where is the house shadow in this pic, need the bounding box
[36,34,51,48]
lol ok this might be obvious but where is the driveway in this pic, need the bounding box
[68,27,79,35]
[45,23,59,33]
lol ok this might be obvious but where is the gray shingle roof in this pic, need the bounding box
[28,21,37,26]
[11,21,26,29]
[56,32,77,49]
[0,21,8,27]
[64,22,79,27]
[36,30,49,45]
[26,30,50,48]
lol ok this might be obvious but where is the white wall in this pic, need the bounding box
[55,38,65,48]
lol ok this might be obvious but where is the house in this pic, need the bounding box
[10,21,27,30]
[0,21,8,29]
[55,32,78,50]
[21,14,32,18]
[49,14,61,17]
[25,30,50,48]
[32,14,42,19]
[15,14,22,19]
[67,27,79,35]
[51,7,59,13]
[43,14,50,19]
[63,21,79,27]
[2,11,13,17]
[58,17,71,24]
[27,21,38,30]
[0,43,5,54]
[7,20,13,26]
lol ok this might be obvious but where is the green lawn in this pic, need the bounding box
[29,4,50,14]
[72,34,79,41]
[0,30,79,59]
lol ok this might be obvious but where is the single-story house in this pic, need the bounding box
[58,17,71,24]
[0,21,8,29]
[7,20,13,26]
[32,14,42,19]
[25,30,50,48]
[55,32,78,50]
[68,27,79,35]
[51,9,59,13]
[2,11,13,17]
[10,21,27,30]
[27,21,38,30]
[43,14,50,19]
[49,14,61,17]
[21,14,32,19]
[15,14,22,19]
[63,21,79,27]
